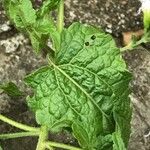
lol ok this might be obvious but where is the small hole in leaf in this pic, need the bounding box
[85,42,89,46]
[91,35,96,40]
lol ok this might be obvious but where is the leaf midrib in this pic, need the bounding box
[59,63,115,94]
[54,68,83,118]
[49,58,109,118]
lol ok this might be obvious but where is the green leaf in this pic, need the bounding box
[30,16,59,52]
[96,134,113,150]
[3,0,58,53]
[113,89,132,147]
[112,130,126,150]
[29,31,50,53]
[3,0,36,29]
[38,0,61,17]
[0,82,23,97]
[29,32,41,53]
[35,17,55,35]
[72,121,93,149]
[35,16,60,50]
[25,22,132,149]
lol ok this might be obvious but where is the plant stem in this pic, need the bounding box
[45,141,82,150]
[57,0,64,34]
[36,126,51,150]
[120,34,148,52]
[120,39,144,52]
[0,114,39,132]
[0,131,39,140]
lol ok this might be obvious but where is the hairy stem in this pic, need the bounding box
[57,0,64,33]
[0,114,39,132]
[36,126,51,150]
[45,141,82,150]
[0,132,39,140]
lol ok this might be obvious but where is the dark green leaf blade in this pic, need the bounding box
[55,22,132,148]
[0,82,23,97]
[25,22,132,149]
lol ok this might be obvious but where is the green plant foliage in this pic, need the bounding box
[25,23,132,150]
[37,0,61,17]
[2,0,59,53]
[112,131,126,150]
[3,0,36,29]
[2,0,133,149]
[0,82,23,97]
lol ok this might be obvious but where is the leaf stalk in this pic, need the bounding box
[0,131,39,140]
[0,114,39,132]
[36,126,51,150]
[57,0,64,34]
[45,141,82,150]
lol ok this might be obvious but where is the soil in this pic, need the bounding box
[0,0,150,150]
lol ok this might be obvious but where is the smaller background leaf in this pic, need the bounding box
[3,0,36,29]
[0,82,23,97]
[38,0,61,17]
[112,131,126,150]
[72,121,90,149]
[30,16,58,52]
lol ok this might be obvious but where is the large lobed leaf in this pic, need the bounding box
[25,23,132,150]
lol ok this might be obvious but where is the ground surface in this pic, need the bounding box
[0,0,150,150]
